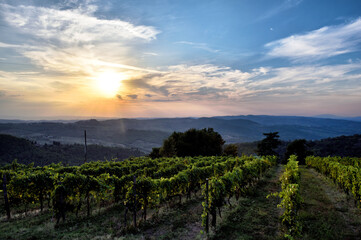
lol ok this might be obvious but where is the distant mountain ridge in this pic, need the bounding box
[312,114,361,122]
[1,115,361,152]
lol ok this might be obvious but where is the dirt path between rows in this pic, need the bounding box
[299,166,361,240]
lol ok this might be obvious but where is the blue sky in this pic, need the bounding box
[0,0,361,119]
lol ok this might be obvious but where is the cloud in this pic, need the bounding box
[95,60,162,73]
[247,63,361,100]
[120,64,255,102]
[0,1,166,113]
[184,87,230,100]
[175,41,219,53]
[257,0,302,21]
[143,52,158,56]
[265,18,361,61]
[127,94,138,99]
[122,74,170,96]
[0,42,24,48]
[0,3,160,77]
[2,59,361,117]
[50,81,75,92]
[1,4,160,44]
[116,61,361,106]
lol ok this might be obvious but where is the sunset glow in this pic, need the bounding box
[0,0,361,119]
[94,71,126,97]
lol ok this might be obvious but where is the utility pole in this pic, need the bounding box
[84,130,87,163]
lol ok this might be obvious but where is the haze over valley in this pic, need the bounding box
[1,115,360,153]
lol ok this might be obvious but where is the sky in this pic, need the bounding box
[0,0,361,119]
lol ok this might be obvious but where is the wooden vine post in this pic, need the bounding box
[133,175,137,227]
[205,178,209,234]
[3,173,11,219]
[60,183,64,221]
[124,203,128,227]
[87,176,90,217]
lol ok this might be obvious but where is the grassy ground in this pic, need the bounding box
[299,166,361,240]
[0,204,124,240]
[0,187,207,240]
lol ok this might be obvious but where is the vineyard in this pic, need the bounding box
[1,155,361,239]
[1,155,277,238]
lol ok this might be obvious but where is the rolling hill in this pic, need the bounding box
[1,115,361,152]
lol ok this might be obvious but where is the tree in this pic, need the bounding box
[257,132,281,156]
[223,144,238,157]
[149,148,161,159]
[159,128,225,157]
[284,139,312,165]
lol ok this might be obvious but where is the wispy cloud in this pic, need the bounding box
[257,0,303,21]
[118,62,361,105]
[175,41,219,53]
[1,4,159,44]
[143,52,159,56]
[50,81,75,92]
[0,42,24,48]
[94,60,162,73]
[249,64,360,87]
[0,3,160,77]
[265,18,361,61]
[126,94,138,100]
[120,64,252,102]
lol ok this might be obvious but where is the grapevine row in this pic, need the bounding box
[269,155,301,239]
[306,156,361,208]
[1,155,276,225]
[202,155,277,232]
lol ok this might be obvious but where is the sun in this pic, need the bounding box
[94,71,126,97]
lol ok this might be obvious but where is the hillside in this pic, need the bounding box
[2,132,361,167]
[0,134,144,166]
[235,134,361,158]
[1,115,361,152]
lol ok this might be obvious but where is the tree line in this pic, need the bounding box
[150,129,313,165]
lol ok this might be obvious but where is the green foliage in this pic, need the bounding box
[235,134,361,161]
[285,139,312,165]
[306,156,361,208]
[1,155,273,226]
[223,144,238,157]
[308,134,361,157]
[149,147,161,159]
[201,155,277,229]
[257,132,281,157]
[159,128,225,157]
[268,155,302,239]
